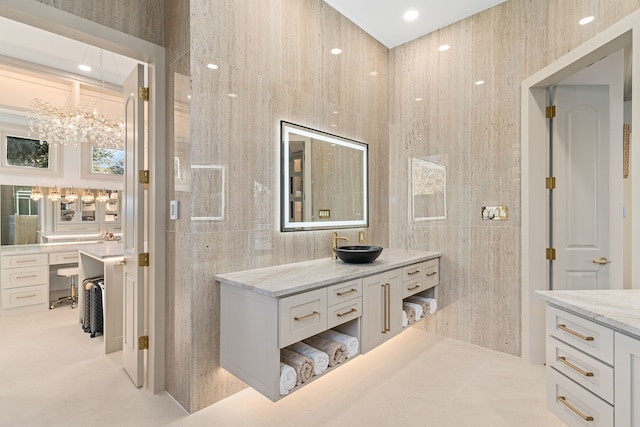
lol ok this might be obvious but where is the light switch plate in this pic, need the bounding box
[482,206,507,221]
[170,200,179,220]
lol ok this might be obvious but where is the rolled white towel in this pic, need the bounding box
[403,301,423,320]
[288,342,329,375]
[402,310,408,327]
[279,363,297,396]
[318,329,359,358]
[409,296,437,314]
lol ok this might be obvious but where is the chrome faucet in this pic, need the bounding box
[332,232,348,259]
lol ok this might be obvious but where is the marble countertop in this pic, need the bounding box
[537,290,640,338]
[0,241,98,254]
[215,248,441,297]
[77,242,124,260]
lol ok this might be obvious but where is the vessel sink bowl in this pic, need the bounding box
[333,245,383,264]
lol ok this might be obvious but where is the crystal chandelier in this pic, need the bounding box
[48,186,62,201]
[81,188,95,203]
[28,98,123,148]
[65,187,79,201]
[96,189,109,203]
[30,185,44,201]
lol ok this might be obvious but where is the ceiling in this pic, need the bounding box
[324,0,508,48]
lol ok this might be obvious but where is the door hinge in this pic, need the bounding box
[138,335,149,350]
[139,252,150,267]
[139,86,150,101]
[546,177,556,189]
[546,248,556,261]
[546,105,556,118]
[139,170,150,184]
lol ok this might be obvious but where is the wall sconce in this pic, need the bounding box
[48,186,61,201]
[65,187,78,202]
[81,188,95,203]
[30,185,43,201]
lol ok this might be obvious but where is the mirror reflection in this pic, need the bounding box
[0,185,121,245]
[411,158,446,221]
[281,122,368,231]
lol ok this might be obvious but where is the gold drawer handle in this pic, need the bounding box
[16,259,37,263]
[557,324,594,341]
[407,284,420,291]
[294,311,319,321]
[556,396,594,421]
[63,256,77,259]
[407,269,421,276]
[336,288,357,296]
[337,308,357,318]
[17,275,37,280]
[16,294,37,299]
[426,271,437,277]
[557,356,594,377]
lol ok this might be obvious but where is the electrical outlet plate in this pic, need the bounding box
[482,206,507,221]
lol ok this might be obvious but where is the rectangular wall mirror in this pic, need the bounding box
[281,121,368,231]
[410,158,446,221]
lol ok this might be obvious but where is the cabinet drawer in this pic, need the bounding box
[402,278,426,298]
[328,298,362,329]
[2,284,48,309]
[546,336,613,404]
[547,367,613,427]
[546,305,613,365]
[49,251,79,265]
[56,224,98,232]
[279,288,327,348]
[402,262,426,282]
[1,265,48,289]
[423,258,439,289]
[327,279,362,306]
[1,253,48,269]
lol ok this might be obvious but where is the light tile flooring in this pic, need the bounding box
[0,307,566,427]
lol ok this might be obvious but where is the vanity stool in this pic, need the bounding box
[50,267,79,309]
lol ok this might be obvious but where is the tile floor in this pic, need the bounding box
[0,307,566,427]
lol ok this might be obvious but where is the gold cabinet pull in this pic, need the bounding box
[407,284,420,291]
[337,308,357,318]
[294,311,319,321]
[336,288,357,296]
[556,396,594,421]
[385,283,391,332]
[16,259,37,263]
[407,269,421,276]
[16,275,37,280]
[426,271,437,277]
[557,356,594,377]
[16,294,37,299]
[557,324,594,341]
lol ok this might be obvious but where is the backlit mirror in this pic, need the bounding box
[281,122,368,231]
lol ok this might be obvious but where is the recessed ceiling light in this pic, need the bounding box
[331,48,342,55]
[438,44,450,52]
[78,64,92,72]
[579,16,595,25]
[475,80,485,85]
[228,93,237,98]
[330,124,337,127]
[332,111,339,114]
[369,71,378,76]
[188,95,191,99]
[414,97,423,102]
[207,63,219,70]
[404,10,419,21]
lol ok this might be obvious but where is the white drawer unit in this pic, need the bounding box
[49,251,79,265]
[2,285,48,309]
[1,253,48,269]
[547,365,613,426]
[1,252,50,315]
[279,288,327,348]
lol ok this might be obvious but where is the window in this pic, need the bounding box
[82,144,125,178]
[1,128,58,175]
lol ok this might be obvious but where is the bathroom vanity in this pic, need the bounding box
[537,290,640,427]
[216,249,441,401]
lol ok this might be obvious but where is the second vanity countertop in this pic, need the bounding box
[537,290,640,338]
[215,248,441,298]
[76,242,124,260]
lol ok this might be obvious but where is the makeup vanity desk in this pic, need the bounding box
[77,242,125,354]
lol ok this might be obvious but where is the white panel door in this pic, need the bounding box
[552,85,610,290]
[122,64,146,387]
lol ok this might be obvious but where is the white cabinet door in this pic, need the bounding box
[361,268,401,353]
[615,332,640,427]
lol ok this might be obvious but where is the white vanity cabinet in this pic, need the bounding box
[615,332,640,426]
[538,291,640,427]
[1,252,49,312]
[361,269,402,353]
[216,249,441,401]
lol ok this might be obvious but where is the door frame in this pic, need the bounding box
[521,11,638,364]
[0,0,167,392]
